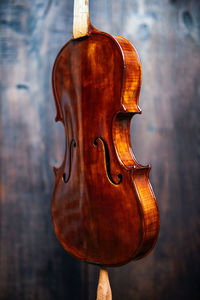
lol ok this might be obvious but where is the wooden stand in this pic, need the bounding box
[96,268,112,300]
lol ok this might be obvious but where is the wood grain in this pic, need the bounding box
[51,27,159,266]
[96,268,112,300]
[73,0,90,38]
[0,0,200,299]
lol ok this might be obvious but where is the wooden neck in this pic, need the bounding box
[73,0,90,39]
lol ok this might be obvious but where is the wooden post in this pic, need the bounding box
[73,0,90,39]
[96,268,112,300]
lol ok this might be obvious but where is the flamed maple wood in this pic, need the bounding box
[51,24,160,266]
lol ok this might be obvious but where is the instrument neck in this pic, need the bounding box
[73,0,90,39]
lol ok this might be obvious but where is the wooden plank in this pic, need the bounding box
[0,0,200,300]
[0,0,83,299]
[88,0,200,299]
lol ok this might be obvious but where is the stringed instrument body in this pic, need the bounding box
[51,0,159,267]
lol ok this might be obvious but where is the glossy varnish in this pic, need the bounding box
[51,26,160,266]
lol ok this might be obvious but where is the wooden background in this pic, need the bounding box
[0,0,199,299]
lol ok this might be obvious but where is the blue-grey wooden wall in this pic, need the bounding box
[0,0,199,299]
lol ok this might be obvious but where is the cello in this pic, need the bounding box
[51,0,160,268]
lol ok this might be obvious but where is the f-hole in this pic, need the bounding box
[94,137,122,185]
[63,139,76,183]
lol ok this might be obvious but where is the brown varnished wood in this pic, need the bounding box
[51,26,160,266]
[0,1,199,299]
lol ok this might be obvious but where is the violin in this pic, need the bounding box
[51,0,159,267]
